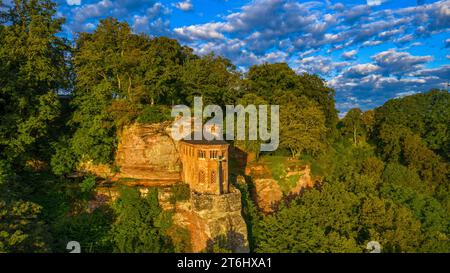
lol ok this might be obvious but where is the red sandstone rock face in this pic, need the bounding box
[290,165,314,195]
[252,178,283,213]
[247,163,315,213]
[78,161,114,178]
[173,208,210,252]
[115,122,182,181]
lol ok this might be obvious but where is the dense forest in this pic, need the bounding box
[0,0,449,253]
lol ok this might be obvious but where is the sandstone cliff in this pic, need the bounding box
[95,183,249,253]
[79,122,182,184]
[171,189,249,253]
[115,122,181,182]
[244,159,315,213]
[88,122,249,252]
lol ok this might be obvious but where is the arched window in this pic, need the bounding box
[211,171,216,184]
[199,170,205,184]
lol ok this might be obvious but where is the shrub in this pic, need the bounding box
[136,105,172,124]
[169,183,190,204]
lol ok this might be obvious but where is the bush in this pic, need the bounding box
[51,207,114,253]
[80,175,96,194]
[169,183,190,204]
[136,105,172,124]
[109,187,173,253]
[50,138,77,176]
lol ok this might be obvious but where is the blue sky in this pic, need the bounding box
[12,0,450,115]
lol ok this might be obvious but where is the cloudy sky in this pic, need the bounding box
[16,0,450,115]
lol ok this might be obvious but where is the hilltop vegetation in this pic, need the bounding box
[0,0,448,253]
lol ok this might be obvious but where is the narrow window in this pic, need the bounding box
[199,170,205,184]
[211,171,216,183]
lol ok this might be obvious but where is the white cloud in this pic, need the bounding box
[73,0,113,23]
[67,0,81,6]
[174,23,227,40]
[296,56,350,76]
[367,0,386,7]
[344,63,381,78]
[362,40,383,47]
[261,51,288,63]
[445,38,450,47]
[372,49,433,75]
[174,0,193,11]
[342,49,358,60]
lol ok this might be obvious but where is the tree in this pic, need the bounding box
[359,197,422,252]
[0,200,51,253]
[245,63,338,138]
[256,182,361,253]
[373,90,450,160]
[180,53,241,106]
[340,108,363,145]
[70,19,198,164]
[0,0,69,164]
[361,110,375,138]
[402,134,448,190]
[109,187,172,253]
[234,93,268,160]
[71,18,139,164]
[276,92,327,157]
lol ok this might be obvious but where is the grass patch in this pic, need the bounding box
[264,156,287,181]
[261,156,304,194]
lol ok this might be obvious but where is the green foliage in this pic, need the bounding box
[277,93,328,157]
[0,200,51,253]
[256,182,361,253]
[0,160,15,188]
[254,137,449,253]
[169,183,190,204]
[80,175,96,194]
[166,225,192,253]
[373,90,450,160]
[1,1,448,254]
[246,63,338,138]
[204,233,235,253]
[109,187,173,253]
[51,207,114,253]
[50,137,77,176]
[0,1,70,253]
[180,53,241,106]
[231,176,261,252]
[0,0,68,164]
[136,105,172,124]
[264,156,299,193]
[233,93,269,159]
[339,108,363,145]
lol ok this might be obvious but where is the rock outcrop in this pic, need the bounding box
[245,160,315,213]
[87,122,250,253]
[252,178,283,213]
[115,122,182,182]
[290,165,314,194]
[95,183,250,253]
[173,189,249,253]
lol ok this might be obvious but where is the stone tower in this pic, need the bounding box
[179,138,229,195]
